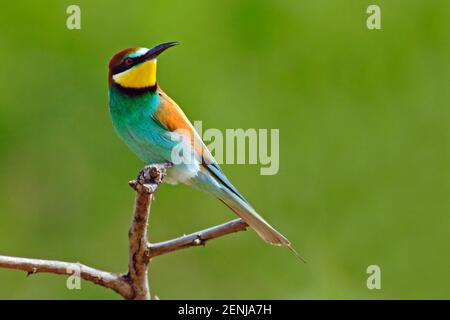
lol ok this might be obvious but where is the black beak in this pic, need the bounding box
[144,41,179,60]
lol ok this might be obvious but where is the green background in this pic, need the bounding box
[0,0,449,299]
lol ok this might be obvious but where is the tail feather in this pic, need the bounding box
[191,167,304,261]
[218,186,289,246]
[219,191,306,262]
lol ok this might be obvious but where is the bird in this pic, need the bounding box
[108,42,301,258]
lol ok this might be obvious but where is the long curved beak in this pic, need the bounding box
[144,41,179,60]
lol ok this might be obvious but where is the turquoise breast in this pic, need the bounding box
[108,86,177,164]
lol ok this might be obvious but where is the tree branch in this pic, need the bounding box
[0,163,249,299]
[125,163,169,300]
[0,255,133,299]
[148,218,248,258]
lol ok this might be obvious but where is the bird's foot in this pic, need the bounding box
[129,162,173,193]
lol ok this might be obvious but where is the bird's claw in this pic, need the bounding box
[131,162,174,192]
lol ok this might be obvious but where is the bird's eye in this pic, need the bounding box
[124,58,133,66]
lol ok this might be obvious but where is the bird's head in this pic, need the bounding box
[108,41,179,89]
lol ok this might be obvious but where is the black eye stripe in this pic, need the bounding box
[113,55,147,75]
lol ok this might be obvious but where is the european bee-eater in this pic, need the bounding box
[108,42,296,253]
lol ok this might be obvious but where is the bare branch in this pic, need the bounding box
[0,163,250,299]
[148,218,248,258]
[0,255,133,299]
[126,163,170,300]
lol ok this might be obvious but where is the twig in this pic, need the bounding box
[148,218,248,258]
[0,163,249,299]
[125,163,169,300]
[0,255,133,299]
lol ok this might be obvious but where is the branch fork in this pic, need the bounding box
[0,163,248,299]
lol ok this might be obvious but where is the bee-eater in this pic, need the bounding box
[108,42,296,252]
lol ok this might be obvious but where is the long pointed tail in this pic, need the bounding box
[190,166,304,261]
[218,187,290,246]
[218,188,305,262]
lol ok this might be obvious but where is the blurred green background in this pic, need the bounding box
[0,0,449,299]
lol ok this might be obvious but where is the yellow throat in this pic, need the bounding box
[113,59,157,88]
